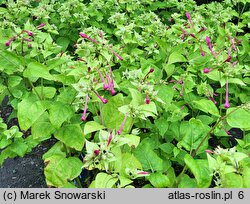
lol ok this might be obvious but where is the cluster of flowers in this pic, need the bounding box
[5,23,45,47]
[79,31,154,124]
[183,12,240,109]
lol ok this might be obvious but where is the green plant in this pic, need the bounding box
[0,0,249,188]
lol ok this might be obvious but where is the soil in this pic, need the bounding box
[0,98,48,188]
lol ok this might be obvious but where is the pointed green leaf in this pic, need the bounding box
[44,156,83,187]
[93,172,118,188]
[184,154,212,187]
[168,51,186,64]
[134,142,163,172]
[49,101,74,129]
[54,124,84,151]
[84,121,105,135]
[18,97,48,131]
[226,108,250,129]
[193,99,220,117]
[148,172,170,188]
[23,62,54,82]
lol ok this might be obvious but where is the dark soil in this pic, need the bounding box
[0,145,47,188]
[0,98,48,188]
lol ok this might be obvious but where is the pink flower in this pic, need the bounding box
[94,91,108,104]
[200,45,205,56]
[205,149,214,154]
[145,94,150,104]
[208,96,217,104]
[97,68,109,90]
[198,27,206,33]
[36,23,46,28]
[117,113,129,135]
[185,12,191,20]
[203,68,213,73]
[79,32,88,38]
[94,149,100,156]
[137,171,149,175]
[100,31,103,38]
[185,12,194,27]
[81,95,89,121]
[206,36,212,51]
[224,79,230,109]
[107,132,112,146]
[190,33,196,38]
[27,31,33,36]
[22,38,32,42]
[5,41,11,46]
[149,68,154,73]
[223,48,231,63]
[113,51,123,60]
[79,32,99,44]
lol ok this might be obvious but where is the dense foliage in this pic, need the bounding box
[0,0,249,188]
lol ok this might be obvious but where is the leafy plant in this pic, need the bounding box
[0,0,249,188]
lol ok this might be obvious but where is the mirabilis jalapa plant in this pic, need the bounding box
[0,0,249,188]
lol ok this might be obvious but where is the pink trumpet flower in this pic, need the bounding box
[224,79,230,108]
[117,113,129,135]
[36,23,46,29]
[145,94,150,104]
[185,12,194,28]
[94,91,108,104]
[81,95,89,121]
[107,132,112,146]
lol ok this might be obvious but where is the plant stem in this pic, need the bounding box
[176,105,242,186]
[28,79,42,100]
[41,78,44,100]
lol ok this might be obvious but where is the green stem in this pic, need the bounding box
[75,177,83,188]
[28,79,42,100]
[128,118,134,134]
[176,105,242,186]
[41,78,44,100]
[98,102,105,126]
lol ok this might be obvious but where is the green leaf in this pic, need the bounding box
[18,97,48,131]
[167,51,186,64]
[155,84,174,105]
[155,117,169,136]
[134,142,163,172]
[54,124,85,151]
[228,78,246,86]
[31,113,55,140]
[42,142,66,161]
[118,176,133,188]
[84,121,105,135]
[23,62,54,82]
[56,37,70,51]
[178,174,197,188]
[49,101,74,129]
[8,138,28,157]
[129,88,144,107]
[0,50,24,74]
[159,143,174,154]
[178,118,209,153]
[8,75,22,87]
[44,156,83,187]
[92,172,118,188]
[184,154,212,187]
[193,99,220,117]
[102,94,131,131]
[124,134,140,148]
[221,173,243,188]
[226,108,250,129]
[242,166,250,188]
[148,172,170,188]
[33,86,57,99]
